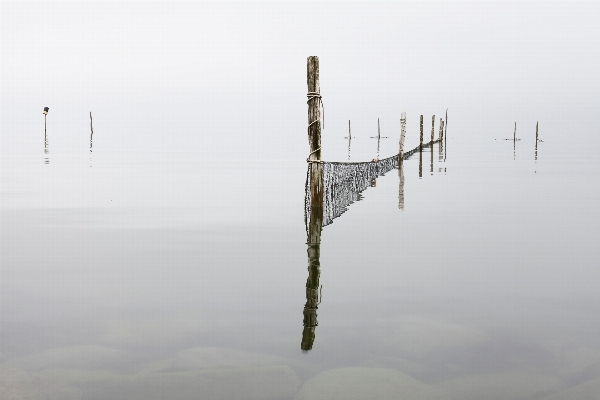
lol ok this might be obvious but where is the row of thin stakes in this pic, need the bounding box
[306,57,446,166]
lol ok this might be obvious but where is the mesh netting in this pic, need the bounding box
[305,140,439,228]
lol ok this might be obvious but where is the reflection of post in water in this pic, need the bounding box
[43,107,49,164]
[303,56,324,352]
[302,202,322,351]
[398,158,405,210]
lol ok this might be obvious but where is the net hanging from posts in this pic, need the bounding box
[304,141,438,229]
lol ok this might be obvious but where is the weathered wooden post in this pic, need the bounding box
[419,115,424,150]
[431,115,435,144]
[303,56,324,352]
[399,110,406,161]
[306,56,323,221]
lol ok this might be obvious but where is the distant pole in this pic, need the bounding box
[307,56,323,214]
[43,107,49,151]
[419,115,424,151]
[514,122,516,142]
[431,115,435,144]
[90,112,94,154]
[376,118,381,159]
[348,120,351,140]
[535,121,539,161]
[439,119,444,162]
[444,109,448,161]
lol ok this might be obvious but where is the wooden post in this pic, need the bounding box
[376,118,381,159]
[307,56,323,219]
[439,119,444,162]
[399,110,406,161]
[431,115,435,144]
[419,115,424,150]
[90,112,94,154]
[514,122,516,142]
[349,120,351,139]
[444,109,448,161]
[303,56,324,351]
[535,121,539,161]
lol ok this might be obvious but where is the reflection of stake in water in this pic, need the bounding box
[398,159,404,210]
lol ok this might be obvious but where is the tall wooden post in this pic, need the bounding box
[514,122,516,142]
[303,56,324,351]
[419,115,424,150]
[431,115,435,144]
[307,56,323,217]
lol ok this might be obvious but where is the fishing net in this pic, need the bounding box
[304,141,438,228]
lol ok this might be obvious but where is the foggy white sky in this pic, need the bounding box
[2,2,599,157]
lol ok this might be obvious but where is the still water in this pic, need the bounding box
[2,118,599,399]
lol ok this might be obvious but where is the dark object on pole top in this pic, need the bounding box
[43,107,49,115]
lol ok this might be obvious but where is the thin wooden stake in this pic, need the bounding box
[431,115,435,144]
[419,115,424,151]
[514,122,516,142]
[399,110,406,160]
[349,120,351,139]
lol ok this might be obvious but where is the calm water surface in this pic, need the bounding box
[2,120,600,399]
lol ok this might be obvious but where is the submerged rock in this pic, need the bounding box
[434,371,564,400]
[3,345,131,372]
[538,377,600,400]
[294,367,449,400]
[0,367,81,400]
[80,365,301,400]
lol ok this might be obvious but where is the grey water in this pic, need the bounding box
[2,112,600,400]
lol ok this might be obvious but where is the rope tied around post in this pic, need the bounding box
[306,146,322,163]
[307,91,324,130]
